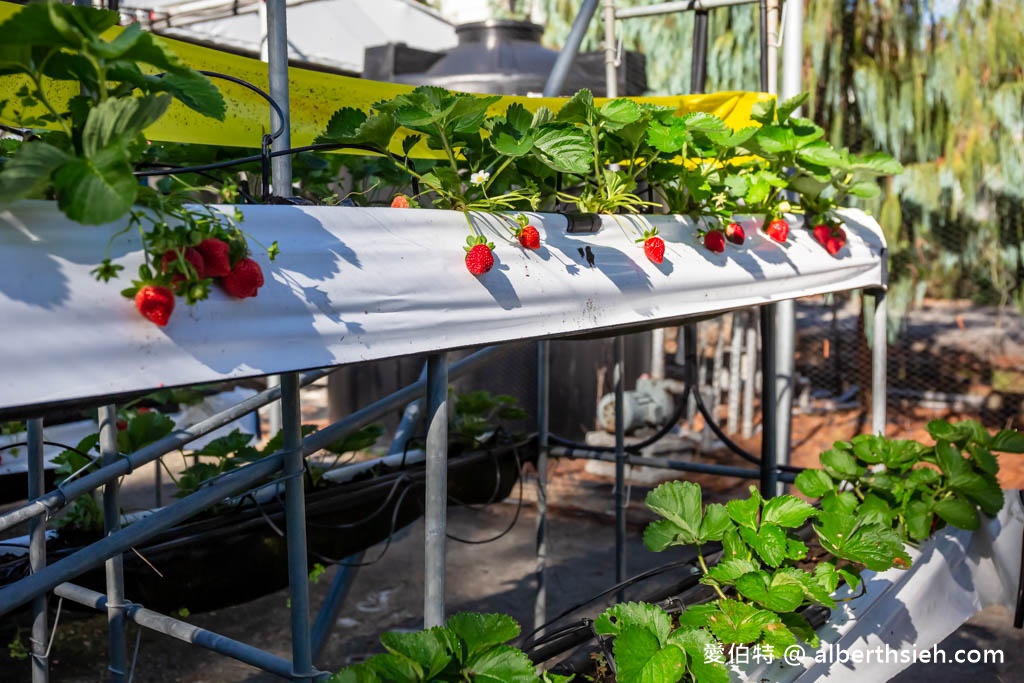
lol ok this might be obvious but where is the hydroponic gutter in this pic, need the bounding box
[0,201,886,413]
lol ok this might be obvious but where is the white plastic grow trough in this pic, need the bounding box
[0,201,886,414]
[733,492,1024,682]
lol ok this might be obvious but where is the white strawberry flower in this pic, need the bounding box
[470,170,491,186]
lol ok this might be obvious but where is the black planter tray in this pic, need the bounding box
[0,439,530,614]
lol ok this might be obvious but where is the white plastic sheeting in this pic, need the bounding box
[0,201,886,413]
[735,492,1024,682]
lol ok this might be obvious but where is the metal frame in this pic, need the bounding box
[0,1,892,679]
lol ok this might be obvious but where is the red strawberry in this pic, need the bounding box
[391,194,411,209]
[812,224,831,245]
[465,243,494,275]
[635,227,665,264]
[831,226,847,243]
[516,225,541,250]
[725,222,745,245]
[195,238,232,277]
[161,247,205,284]
[825,237,844,256]
[704,230,726,254]
[765,218,790,243]
[134,285,175,327]
[221,257,265,298]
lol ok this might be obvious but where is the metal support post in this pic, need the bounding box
[424,353,449,628]
[542,0,600,97]
[99,405,127,683]
[311,560,361,662]
[27,418,47,683]
[265,0,292,195]
[613,336,627,601]
[759,306,779,497]
[281,372,314,682]
[691,10,709,93]
[533,339,550,633]
[871,290,888,435]
[603,0,619,98]
[54,583,325,680]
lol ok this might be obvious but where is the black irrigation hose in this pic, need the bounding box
[194,70,286,142]
[519,557,700,650]
[547,383,692,455]
[445,444,525,545]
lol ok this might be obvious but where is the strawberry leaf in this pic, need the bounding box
[645,480,702,544]
[667,628,730,683]
[795,469,835,498]
[595,601,672,643]
[446,612,519,659]
[380,628,451,679]
[933,495,980,530]
[612,627,687,683]
[761,495,816,529]
[463,646,538,683]
[734,570,804,613]
[739,524,788,567]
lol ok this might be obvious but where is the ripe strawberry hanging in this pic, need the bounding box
[765,217,790,243]
[160,247,206,285]
[812,224,832,246]
[725,221,745,245]
[637,228,665,264]
[704,229,726,254]
[391,194,411,209]
[195,237,232,277]
[464,235,495,276]
[221,257,265,298]
[825,237,844,256]
[134,285,176,327]
[512,214,540,250]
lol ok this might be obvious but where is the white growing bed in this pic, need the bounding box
[0,201,886,413]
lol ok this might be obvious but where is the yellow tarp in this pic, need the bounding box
[0,0,771,155]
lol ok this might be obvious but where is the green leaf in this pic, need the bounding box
[53,145,137,225]
[646,118,687,154]
[814,511,910,571]
[750,99,776,125]
[725,487,761,529]
[820,448,861,480]
[795,469,835,498]
[643,519,686,552]
[0,141,69,205]
[599,98,643,130]
[846,180,881,198]
[796,140,844,167]
[776,92,809,122]
[463,646,538,683]
[645,481,702,544]
[934,495,980,530]
[820,490,859,516]
[380,628,451,678]
[739,523,788,567]
[446,612,519,658]
[365,652,421,682]
[666,628,730,683]
[735,570,805,612]
[153,70,226,120]
[991,429,1024,453]
[968,444,999,476]
[904,500,934,541]
[703,558,760,585]
[926,419,961,443]
[850,151,903,176]
[698,503,733,543]
[121,411,175,452]
[326,663,381,683]
[813,561,841,594]
[779,567,835,608]
[556,89,595,124]
[531,124,591,174]
[779,612,819,647]
[752,125,797,155]
[704,599,777,644]
[82,95,171,157]
[613,627,686,683]
[595,602,672,643]
[953,471,1004,517]
[857,494,895,527]
[0,3,115,48]
[761,495,816,529]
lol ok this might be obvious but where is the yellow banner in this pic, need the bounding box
[0,1,770,154]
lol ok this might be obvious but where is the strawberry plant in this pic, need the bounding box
[795,418,1024,542]
[0,1,275,325]
[327,612,562,683]
[584,419,1019,683]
